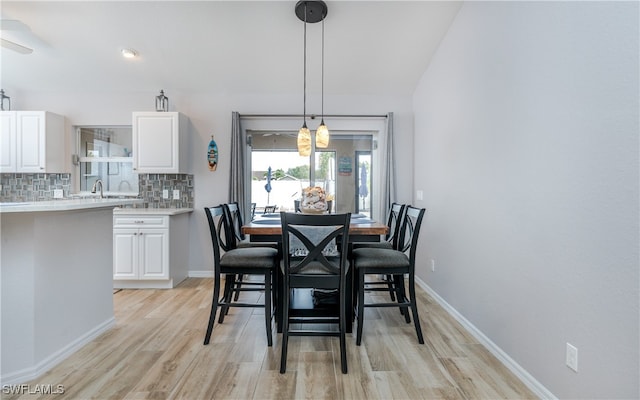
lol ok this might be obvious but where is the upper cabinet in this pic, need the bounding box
[0,112,16,172]
[0,111,66,173]
[132,112,188,174]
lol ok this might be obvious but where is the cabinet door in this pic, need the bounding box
[113,229,139,279]
[138,228,169,279]
[16,111,46,172]
[133,113,179,173]
[0,111,16,172]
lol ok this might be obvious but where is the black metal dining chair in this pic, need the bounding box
[203,205,278,346]
[352,205,426,346]
[279,212,351,374]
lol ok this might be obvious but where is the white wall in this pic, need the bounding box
[13,91,414,275]
[413,2,639,398]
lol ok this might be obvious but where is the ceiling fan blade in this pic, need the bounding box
[0,19,31,31]
[1,38,33,54]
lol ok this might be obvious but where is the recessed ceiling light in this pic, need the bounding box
[121,48,138,58]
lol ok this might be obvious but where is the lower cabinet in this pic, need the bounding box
[113,212,189,289]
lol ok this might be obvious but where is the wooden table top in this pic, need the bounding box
[242,220,388,236]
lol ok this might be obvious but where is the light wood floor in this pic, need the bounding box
[5,278,538,400]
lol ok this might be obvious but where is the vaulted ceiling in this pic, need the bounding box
[1,1,462,96]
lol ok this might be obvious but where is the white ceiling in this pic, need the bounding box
[0,1,462,96]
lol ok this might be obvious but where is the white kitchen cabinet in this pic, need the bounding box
[132,112,188,173]
[0,112,17,172]
[0,111,66,173]
[113,211,190,289]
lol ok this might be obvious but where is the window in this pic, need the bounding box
[248,131,371,214]
[76,126,138,195]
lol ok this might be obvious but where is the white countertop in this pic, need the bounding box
[0,198,145,213]
[113,207,193,216]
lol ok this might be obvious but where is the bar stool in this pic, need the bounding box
[203,205,278,346]
[352,205,426,345]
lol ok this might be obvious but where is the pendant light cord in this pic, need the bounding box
[321,17,324,123]
[302,2,307,126]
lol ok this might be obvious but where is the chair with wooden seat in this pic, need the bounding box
[279,212,351,374]
[203,205,278,346]
[352,205,426,346]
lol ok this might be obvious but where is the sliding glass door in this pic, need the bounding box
[248,131,371,214]
[355,151,371,216]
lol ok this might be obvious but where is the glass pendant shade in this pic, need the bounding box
[297,124,311,156]
[316,122,329,148]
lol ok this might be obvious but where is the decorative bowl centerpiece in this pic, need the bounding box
[300,186,328,214]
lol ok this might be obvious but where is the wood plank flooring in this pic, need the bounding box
[4,278,538,400]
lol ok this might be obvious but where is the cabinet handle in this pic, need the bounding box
[134,220,144,224]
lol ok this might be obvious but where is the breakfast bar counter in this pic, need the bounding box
[0,198,143,385]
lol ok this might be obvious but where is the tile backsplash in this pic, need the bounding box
[139,173,194,209]
[0,173,194,209]
[0,173,72,202]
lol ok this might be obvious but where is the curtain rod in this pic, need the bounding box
[239,113,388,119]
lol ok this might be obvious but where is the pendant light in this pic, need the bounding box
[315,16,329,148]
[295,1,328,156]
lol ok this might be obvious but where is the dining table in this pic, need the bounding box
[242,212,388,242]
[242,212,388,333]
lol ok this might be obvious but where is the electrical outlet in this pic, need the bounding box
[566,343,578,372]
[53,189,64,199]
[431,259,435,272]
[162,189,169,199]
[173,189,180,200]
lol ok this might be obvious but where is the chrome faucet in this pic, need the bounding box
[91,179,104,199]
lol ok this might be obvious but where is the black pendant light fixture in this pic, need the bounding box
[295,1,329,156]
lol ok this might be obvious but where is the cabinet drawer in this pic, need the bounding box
[113,215,168,228]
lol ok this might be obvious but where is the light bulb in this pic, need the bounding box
[316,123,329,148]
[297,125,311,156]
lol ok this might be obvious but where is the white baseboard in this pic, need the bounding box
[415,277,557,400]
[1,318,115,386]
